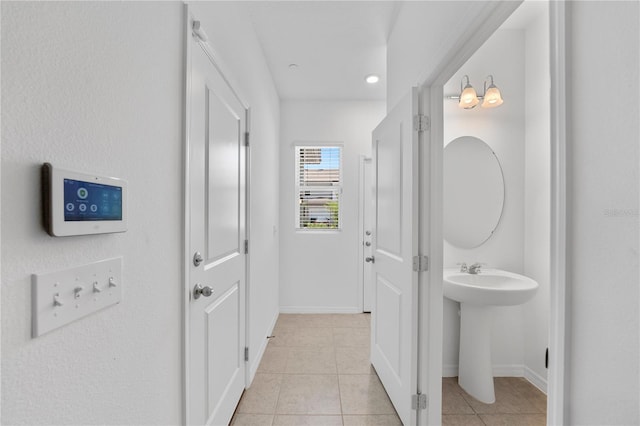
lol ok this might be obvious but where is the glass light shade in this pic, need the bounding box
[459,85,479,109]
[481,85,503,108]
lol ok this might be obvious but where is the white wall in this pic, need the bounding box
[188,1,281,383]
[2,3,184,423]
[442,30,527,376]
[568,1,639,424]
[1,1,281,423]
[386,1,523,112]
[386,1,495,111]
[279,101,385,312]
[522,4,550,391]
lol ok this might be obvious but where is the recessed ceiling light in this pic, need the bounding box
[365,74,380,84]
[288,63,299,70]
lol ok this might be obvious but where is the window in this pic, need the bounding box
[295,146,342,230]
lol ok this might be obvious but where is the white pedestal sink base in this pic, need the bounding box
[458,303,496,404]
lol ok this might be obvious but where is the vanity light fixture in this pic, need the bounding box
[446,74,504,109]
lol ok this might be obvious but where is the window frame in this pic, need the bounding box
[294,144,344,232]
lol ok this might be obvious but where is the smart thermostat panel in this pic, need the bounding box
[42,163,128,236]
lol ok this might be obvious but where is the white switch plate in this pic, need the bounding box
[32,257,122,337]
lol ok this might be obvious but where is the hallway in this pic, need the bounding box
[231,313,402,425]
[230,314,546,425]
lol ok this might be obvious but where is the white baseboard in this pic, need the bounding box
[248,310,279,385]
[493,364,525,377]
[524,366,548,395]
[442,362,546,393]
[443,364,459,377]
[279,306,362,314]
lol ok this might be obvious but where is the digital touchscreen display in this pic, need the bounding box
[63,179,122,221]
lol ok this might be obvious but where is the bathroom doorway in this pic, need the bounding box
[433,1,565,424]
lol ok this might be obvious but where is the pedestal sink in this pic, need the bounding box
[443,268,538,403]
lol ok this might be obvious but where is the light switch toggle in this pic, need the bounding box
[74,286,84,299]
[53,293,64,307]
[32,257,123,338]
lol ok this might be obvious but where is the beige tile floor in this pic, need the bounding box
[230,313,400,426]
[231,314,546,426]
[442,377,547,426]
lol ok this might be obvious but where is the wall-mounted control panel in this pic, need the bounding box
[42,163,128,237]
[32,257,123,337]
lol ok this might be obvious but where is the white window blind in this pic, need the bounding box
[295,146,342,230]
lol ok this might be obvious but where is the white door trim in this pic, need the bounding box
[357,155,373,313]
[357,155,366,313]
[182,5,251,424]
[416,1,568,424]
[547,2,570,424]
[182,7,193,423]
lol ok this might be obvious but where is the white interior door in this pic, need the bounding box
[361,157,374,312]
[370,88,420,426]
[186,22,247,426]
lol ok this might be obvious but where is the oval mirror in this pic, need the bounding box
[443,136,504,248]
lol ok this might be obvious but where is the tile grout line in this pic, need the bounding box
[270,317,287,422]
[239,315,387,424]
[331,325,347,426]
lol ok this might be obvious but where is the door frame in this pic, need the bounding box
[182,5,251,424]
[357,155,372,313]
[416,1,568,424]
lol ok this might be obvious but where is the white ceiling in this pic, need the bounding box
[243,1,538,102]
[244,1,400,101]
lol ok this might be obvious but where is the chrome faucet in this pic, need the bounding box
[468,262,485,274]
[457,262,468,273]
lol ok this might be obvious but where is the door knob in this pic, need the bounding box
[365,241,371,247]
[365,256,375,263]
[193,283,214,299]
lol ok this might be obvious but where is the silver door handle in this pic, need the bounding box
[193,283,214,299]
[365,256,375,263]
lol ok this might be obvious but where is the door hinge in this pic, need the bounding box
[413,114,430,132]
[244,347,249,362]
[412,393,428,410]
[244,240,249,254]
[244,131,250,146]
[413,255,429,272]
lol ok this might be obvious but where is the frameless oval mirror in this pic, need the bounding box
[444,136,504,248]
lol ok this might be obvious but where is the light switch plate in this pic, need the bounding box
[32,257,122,337]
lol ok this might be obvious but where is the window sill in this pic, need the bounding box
[295,229,342,235]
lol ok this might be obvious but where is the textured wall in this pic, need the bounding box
[1,1,282,423]
[568,1,639,423]
[2,2,184,424]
